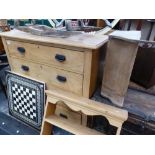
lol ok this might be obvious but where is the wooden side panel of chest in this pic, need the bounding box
[83,50,99,98]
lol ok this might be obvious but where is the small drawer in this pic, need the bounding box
[6,40,84,73]
[10,58,83,95]
[55,101,82,124]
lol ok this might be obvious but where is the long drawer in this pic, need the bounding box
[6,40,84,74]
[10,58,83,95]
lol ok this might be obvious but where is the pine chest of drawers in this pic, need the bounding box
[1,30,108,98]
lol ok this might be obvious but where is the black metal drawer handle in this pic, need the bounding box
[17,47,25,54]
[55,54,66,62]
[56,75,67,82]
[21,65,29,71]
[60,113,68,119]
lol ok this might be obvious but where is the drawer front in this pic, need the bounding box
[6,40,84,73]
[10,58,83,95]
[55,102,82,124]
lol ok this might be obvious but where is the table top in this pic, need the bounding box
[109,30,141,42]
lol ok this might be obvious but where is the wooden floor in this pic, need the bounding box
[125,89,155,121]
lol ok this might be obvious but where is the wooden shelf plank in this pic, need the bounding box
[45,115,104,135]
[45,89,128,121]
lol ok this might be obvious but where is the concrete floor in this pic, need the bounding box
[0,87,8,114]
[0,86,40,135]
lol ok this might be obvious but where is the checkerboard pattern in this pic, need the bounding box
[6,71,45,130]
[12,83,37,121]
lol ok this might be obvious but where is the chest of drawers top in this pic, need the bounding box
[0,29,108,50]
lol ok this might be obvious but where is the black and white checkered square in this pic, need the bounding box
[12,83,37,121]
[6,71,45,130]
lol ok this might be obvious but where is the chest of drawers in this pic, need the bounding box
[1,30,108,98]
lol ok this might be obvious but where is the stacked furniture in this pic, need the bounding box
[116,20,155,134]
[0,29,128,135]
[120,19,155,88]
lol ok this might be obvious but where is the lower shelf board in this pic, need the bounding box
[45,115,104,135]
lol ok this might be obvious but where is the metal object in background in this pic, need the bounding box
[48,19,65,28]
[96,19,120,35]
[103,19,113,28]
[11,19,119,36]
